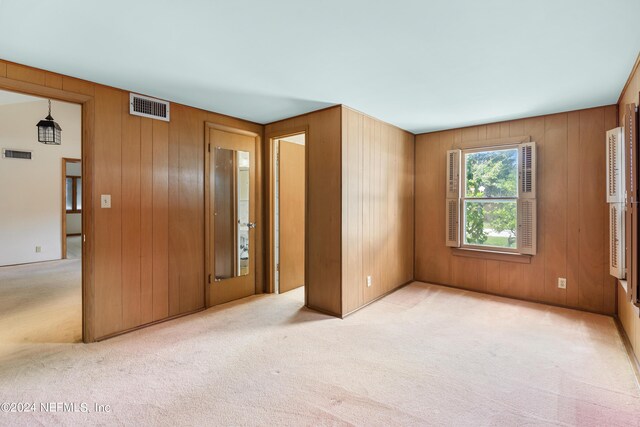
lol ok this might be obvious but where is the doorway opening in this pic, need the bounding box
[62,158,82,260]
[271,132,306,294]
[0,88,83,346]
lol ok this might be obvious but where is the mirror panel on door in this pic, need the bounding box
[213,148,250,280]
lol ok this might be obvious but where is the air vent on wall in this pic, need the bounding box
[129,93,170,122]
[2,148,32,160]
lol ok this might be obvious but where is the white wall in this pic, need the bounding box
[0,97,81,266]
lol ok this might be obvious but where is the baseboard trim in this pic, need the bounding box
[305,304,341,318]
[95,307,206,342]
[416,278,615,317]
[0,258,73,267]
[342,279,414,318]
[614,316,640,389]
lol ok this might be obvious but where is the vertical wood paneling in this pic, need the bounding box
[566,111,581,308]
[342,109,362,312]
[0,60,6,77]
[485,260,500,294]
[168,105,182,316]
[180,109,206,312]
[415,106,616,315]
[404,131,415,284]
[340,107,414,315]
[578,108,605,311]
[486,123,500,139]
[543,114,568,306]
[266,106,343,316]
[414,134,432,279]
[94,86,123,337]
[380,124,390,293]
[362,116,372,305]
[168,105,207,316]
[343,108,357,312]
[499,262,522,297]
[140,118,154,325]
[81,97,95,342]
[121,94,142,329]
[388,120,399,289]
[306,107,342,315]
[152,120,170,321]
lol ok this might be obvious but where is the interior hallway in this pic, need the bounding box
[0,282,638,426]
[0,258,82,350]
[66,235,81,260]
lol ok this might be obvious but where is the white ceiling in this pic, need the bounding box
[0,0,638,133]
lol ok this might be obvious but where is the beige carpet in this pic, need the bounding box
[0,282,639,426]
[66,236,82,260]
[0,259,82,349]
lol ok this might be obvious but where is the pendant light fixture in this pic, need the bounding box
[36,99,62,145]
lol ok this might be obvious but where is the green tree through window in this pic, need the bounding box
[463,148,518,249]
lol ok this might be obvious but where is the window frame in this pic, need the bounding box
[460,144,519,254]
[66,175,82,214]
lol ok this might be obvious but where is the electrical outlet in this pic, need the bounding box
[35,246,42,253]
[558,278,567,289]
[101,194,111,208]
[366,276,372,287]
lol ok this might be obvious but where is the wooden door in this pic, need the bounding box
[278,140,305,293]
[208,127,256,306]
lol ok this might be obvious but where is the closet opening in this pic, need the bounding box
[269,131,306,296]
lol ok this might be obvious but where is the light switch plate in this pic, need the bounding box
[366,276,372,287]
[101,194,111,208]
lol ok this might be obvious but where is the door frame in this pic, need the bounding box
[204,122,263,308]
[0,75,94,342]
[265,127,308,295]
[61,157,81,259]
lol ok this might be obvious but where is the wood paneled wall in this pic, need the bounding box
[415,106,617,315]
[0,59,263,341]
[341,107,414,315]
[265,107,343,315]
[617,56,640,363]
[265,106,415,317]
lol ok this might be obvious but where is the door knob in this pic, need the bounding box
[247,222,257,229]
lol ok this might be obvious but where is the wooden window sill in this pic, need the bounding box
[452,247,531,264]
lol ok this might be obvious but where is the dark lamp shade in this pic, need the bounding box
[36,115,62,145]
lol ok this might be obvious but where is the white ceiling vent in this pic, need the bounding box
[2,148,32,160]
[129,93,170,122]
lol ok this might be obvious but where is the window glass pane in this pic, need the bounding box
[464,200,517,249]
[76,178,82,210]
[465,148,518,198]
[66,178,73,211]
